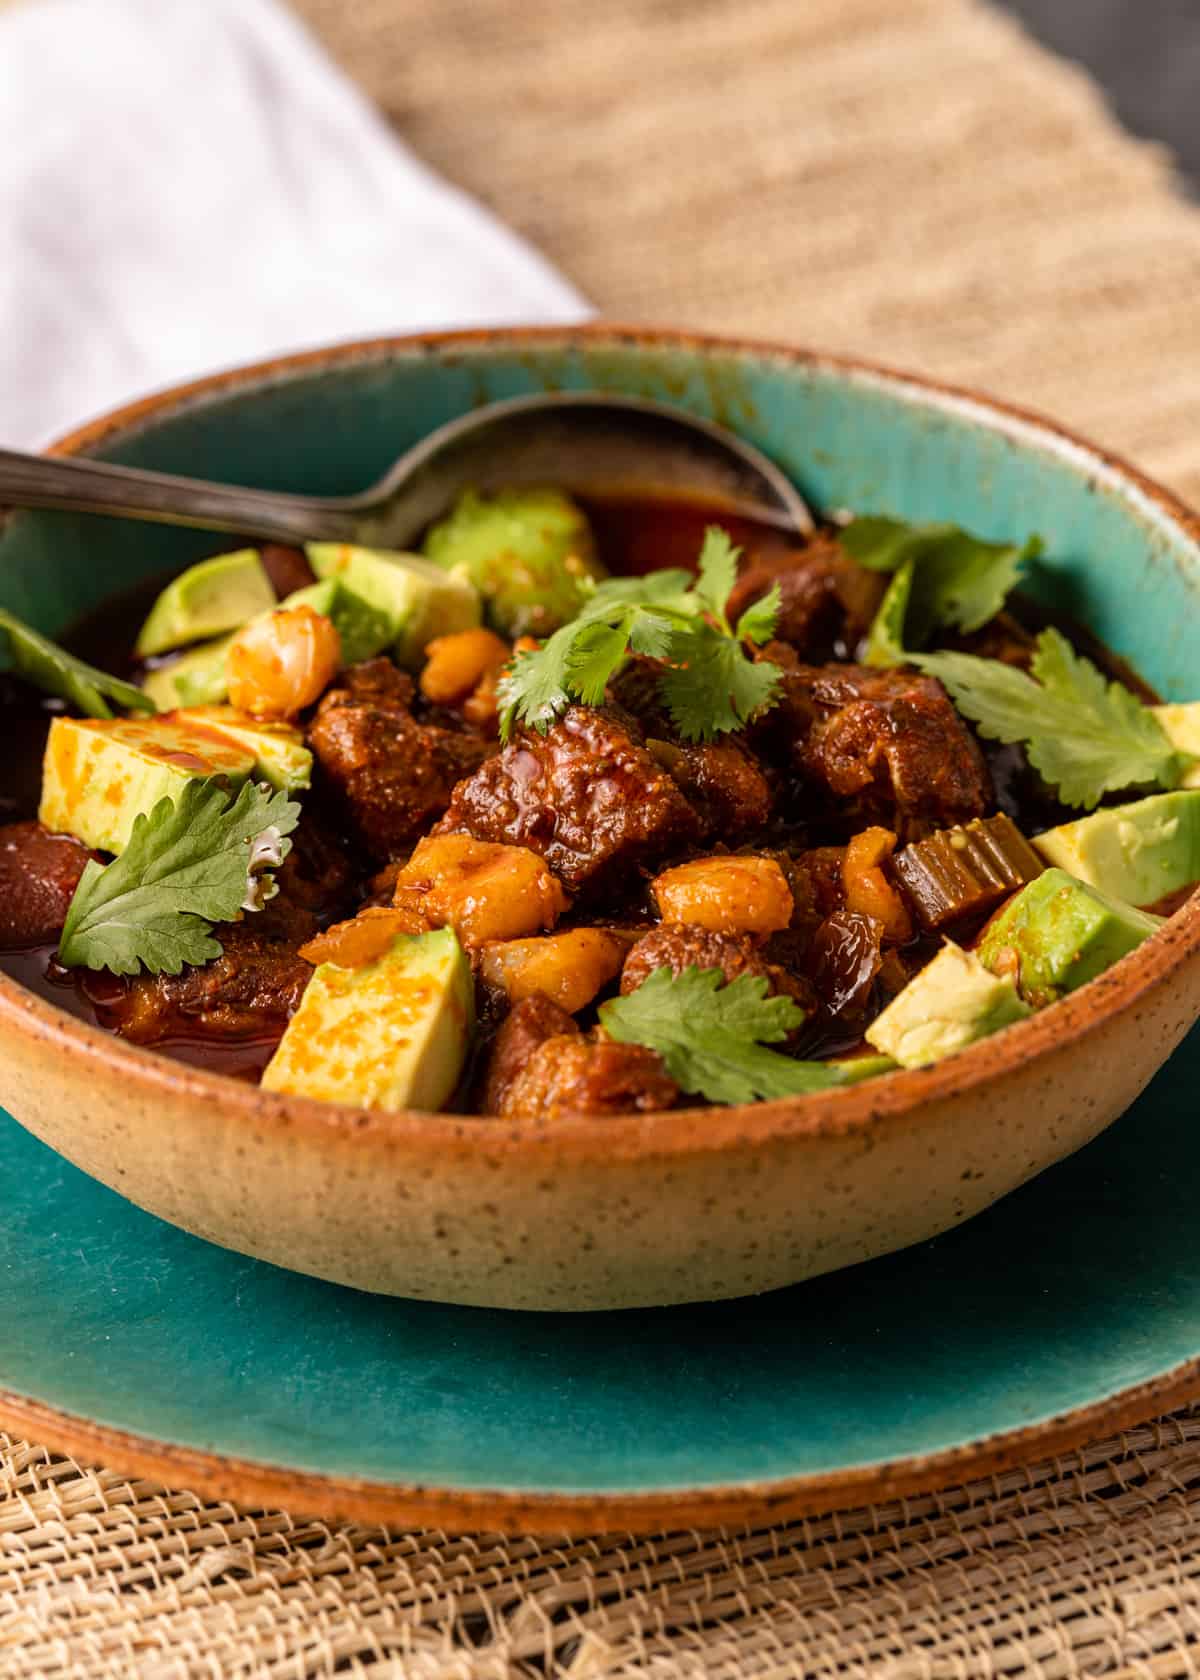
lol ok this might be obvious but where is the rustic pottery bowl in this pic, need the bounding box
[0,327,1197,1313]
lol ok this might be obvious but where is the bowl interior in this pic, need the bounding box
[4,334,1199,699]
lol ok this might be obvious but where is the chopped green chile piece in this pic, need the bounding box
[893,813,1044,931]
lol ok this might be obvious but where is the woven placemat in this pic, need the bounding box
[6,0,1200,1673]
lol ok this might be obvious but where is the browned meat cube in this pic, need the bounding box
[481,994,578,1114]
[0,822,94,948]
[85,896,315,1045]
[726,535,887,659]
[437,705,698,896]
[481,995,678,1118]
[309,659,491,860]
[774,664,992,840]
[620,924,816,1016]
[481,994,678,1118]
[654,739,773,837]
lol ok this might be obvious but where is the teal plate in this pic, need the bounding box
[1,1026,1197,1530]
[0,329,1198,1529]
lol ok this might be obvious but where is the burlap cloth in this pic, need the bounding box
[6,0,1200,1673]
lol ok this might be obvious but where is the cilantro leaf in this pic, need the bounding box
[691,527,741,630]
[864,558,913,668]
[846,517,1039,667]
[0,607,155,718]
[918,628,1193,808]
[734,582,781,647]
[599,965,849,1104]
[497,526,782,743]
[657,626,782,742]
[58,779,301,976]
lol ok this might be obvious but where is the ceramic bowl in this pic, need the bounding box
[0,327,1197,1313]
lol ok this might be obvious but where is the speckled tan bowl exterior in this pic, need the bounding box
[0,327,1198,1313]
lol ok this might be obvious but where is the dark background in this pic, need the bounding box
[1001,0,1200,188]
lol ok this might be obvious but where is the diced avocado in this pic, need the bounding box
[262,926,474,1112]
[307,542,480,668]
[1033,791,1200,908]
[827,1053,897,1084]
[1154,703,1200,789]
[140,577,393,711]
[865,942,1030,1069]
[141,634,235,710]
[282,578,393,666]
[173,707,312,792]
[135,549,276,658]
[39,714,255,853]
[977,868,1163,1004]
[421,487,604,638]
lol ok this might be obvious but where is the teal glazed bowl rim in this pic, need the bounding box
[1,324,1196,1168]
[0,325,1199,1532]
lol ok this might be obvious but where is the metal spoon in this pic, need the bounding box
[0,392,815,549]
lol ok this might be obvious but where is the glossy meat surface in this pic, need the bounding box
[621,923,816,1015]
[310,659,491,860]
[482,996,679,1118]
[438,705,698,896]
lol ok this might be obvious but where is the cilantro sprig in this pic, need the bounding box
[917,629,1194,808]
[841,516,1040,668]
[59,780,300,976]
[496,528,783,743]
[0,607,155,718]
[599,965,849,1104]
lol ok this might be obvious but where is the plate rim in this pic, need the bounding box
[4,1358,1200,1534]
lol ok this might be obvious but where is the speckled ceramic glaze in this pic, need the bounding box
[0,329,1197,1316]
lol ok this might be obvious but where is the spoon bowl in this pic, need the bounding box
[0,392,815,548]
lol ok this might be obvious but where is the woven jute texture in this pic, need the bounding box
[7,0,1200,1674]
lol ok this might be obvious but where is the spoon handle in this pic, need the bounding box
[0,449,360,545]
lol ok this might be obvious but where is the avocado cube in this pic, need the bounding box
[1033,791,1200,908]
[306,543,480,668]
[173,707,312,792]
[140,577,394,712]
[262,926,474,1112]
[977,868,1163,1004]
[826,1053,897,1084]
[39,715,256,854]
[1154,703,1200,789]
[422,487,604,638]
[135,549,276,657]
[865,942,1030,1069]
[141,634,235,710]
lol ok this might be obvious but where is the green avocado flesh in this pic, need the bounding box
[39,715,255,854]
[306,542,480,667]
[421,487,604,638]
[865,942,1030,1069]
[135,549,276,658]
[140,577,396,710]
[262,927,474,1112]
[172,707,312,792]
[977,868,1163,1004]
[1033,790,1200,907]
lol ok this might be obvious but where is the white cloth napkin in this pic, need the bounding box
[0,0,589,448]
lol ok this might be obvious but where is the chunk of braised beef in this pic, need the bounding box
[86,895,315,1045]
[0,822,94,949]
[481,994,678,1118]
[770,664,992,841]
[726,535,887,660]
[654,740,773,837]
[309,658,491,861]
[620,923,816,1016]
[480,994,578,1114]
[436,705,698,897]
